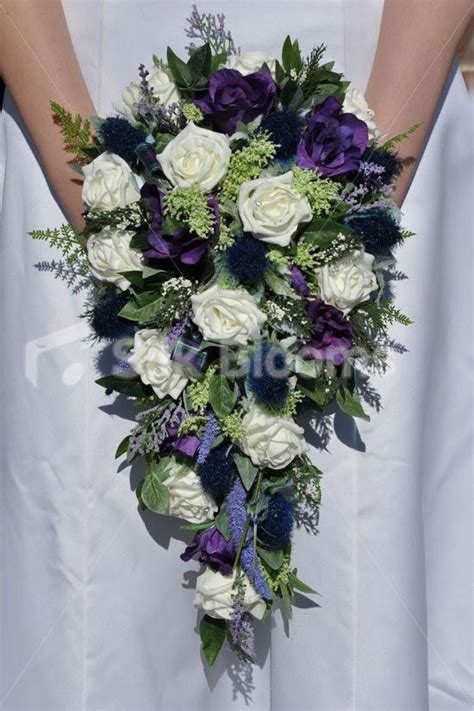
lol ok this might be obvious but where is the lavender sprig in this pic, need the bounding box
[230,601,255,659]
[129,401,186,457]
[185,4,237,55]
[227,478,271,600]
[196,414,220,464]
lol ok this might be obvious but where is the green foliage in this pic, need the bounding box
[118,278,193,326]
[95,374,150,398]
[336,386,370,422]
[182,102,204,124]
[141,458,172,514]
[292,168,339,216]
[30,224,88,274]
[300,47,348,103]
[199,615,226,667]
[50,101,98,163]
[208,374,238,419]
[233,454,259,491]
[187,364,218,412]
[83,204,145,236]
[281,35,304,77]
[381,123,422,150]
[288,456,322,511]
[218,134,277,205]
[165,186,215,238]
[167,43,212,95]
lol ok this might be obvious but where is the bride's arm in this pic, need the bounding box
[366,0,472,206]
[0,0,96,228]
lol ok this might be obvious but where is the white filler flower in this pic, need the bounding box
[158,122,231,191]
[82,152,143,212]
[194,568,266,620]
[238,171,312,247]
[191,284,266,346]
[128,330,189,399]
[239,404,308,470]
[317,249,378,315]
[87,226,142,291]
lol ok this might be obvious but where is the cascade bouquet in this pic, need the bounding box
[32,7,416,666]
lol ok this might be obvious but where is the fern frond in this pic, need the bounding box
[50,101,97,163]
[381,123,422,150]
[30,224,88,272]
[401,229,416,239]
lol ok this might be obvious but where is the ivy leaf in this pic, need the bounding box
[199,615,226,667]
[208,374,237,419]
[95,375,149,398]
[118,291,163,323]
[233,454,258,491]
[141,460,170,514]
[257,546,284,570]
[336,386,370,422]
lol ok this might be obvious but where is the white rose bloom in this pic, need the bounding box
[191,285,266,347]
[225,51,277,78]
[87,227,142,291]
[82,152,143,212]
[238,171,312,247]
[148,66,180,106]
[194,568,266,621]
[158,122,231,191]
[239,405,308,470]
[128,329,189,399]
[342,88,380,141]
[317,249,378,315]
[114,81,141,122]
[162,461,217,524]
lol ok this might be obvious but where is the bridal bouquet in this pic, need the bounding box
[32,7,415,666]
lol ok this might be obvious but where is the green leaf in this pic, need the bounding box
[211,52,228,72]
[281,35,293,73]
[280,582,293,619]
[181,519,214,532]
[208,374,237,419]
[166,47,193,87]
[95,375,148,398]
[336,386,370,422]
[289,571,317,595]
[115,436,130,459]
[233,454,258,491]
[118,291,163,323]
[301,219,352,249]
[129,231,149,251]
[119,270,143,289]
[257,546,284,570]
[199,615,226,667]
[141,460,170,514]
[188,43,212,80]
[214,503,231,540]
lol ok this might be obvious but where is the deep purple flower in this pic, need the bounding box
[141,184,209,265]
[171,435,200,457]
[304,299,353,366]
[181,527,235,575]
[194,69,277,135]
[289,265,311,296]
[297,97,368,177]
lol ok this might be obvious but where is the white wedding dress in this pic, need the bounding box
[1,1,472,709]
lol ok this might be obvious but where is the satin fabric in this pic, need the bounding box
[1,2,472,709]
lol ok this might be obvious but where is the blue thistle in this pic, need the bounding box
[345,208,404,255]
[260,110,305,160]
[89,289,135,341]
[258,493,294,549]
[198,442,236,500]
[247,344,289,409]
[225,233,270,287]
[363,147,403,184]
[100,117,147,164]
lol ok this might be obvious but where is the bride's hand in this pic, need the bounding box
[0,0,96,230]
[366,0,472,206]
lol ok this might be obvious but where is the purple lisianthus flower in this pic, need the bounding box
[181,527,235,575]
[141,184,210,265]
[289,265,311,296]
[195,69,277,135]
[297,97,368,177]
[304,299,353,365]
